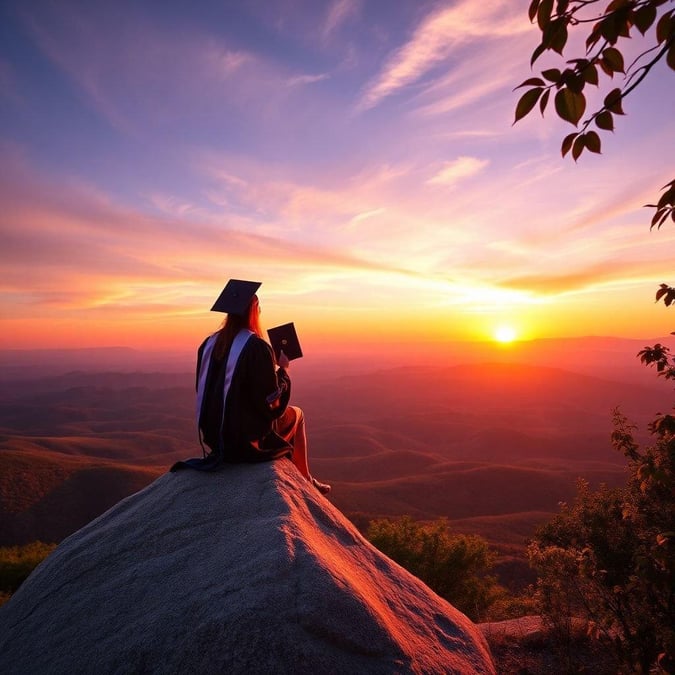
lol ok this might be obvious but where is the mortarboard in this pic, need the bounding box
[267,322,303,361]
[211,279,261,315]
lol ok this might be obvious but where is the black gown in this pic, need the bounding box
[171,331,292,472]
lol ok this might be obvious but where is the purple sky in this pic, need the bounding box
[1,0,674,350]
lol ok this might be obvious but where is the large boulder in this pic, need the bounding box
[0,459,495,674]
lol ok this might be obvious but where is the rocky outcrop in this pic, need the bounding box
[0,459,495,674]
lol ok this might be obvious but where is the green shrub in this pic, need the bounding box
[366,516,502,621]
[530,409,674,673]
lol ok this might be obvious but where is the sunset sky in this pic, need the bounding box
[1,0,674,353]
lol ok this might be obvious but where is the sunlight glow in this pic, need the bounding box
[494,325,517,343]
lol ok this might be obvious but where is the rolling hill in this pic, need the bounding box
[0,448,161,545]
[0,354,664,587]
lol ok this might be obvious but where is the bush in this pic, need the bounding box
[366,516,502,621]
[0,541,57,597]
[530,408,674,673]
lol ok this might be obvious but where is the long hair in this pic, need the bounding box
[213,295,263,360]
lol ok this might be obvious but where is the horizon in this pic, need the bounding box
[0,332,671,359]
[1,335,669,391]
[1,1,674,352]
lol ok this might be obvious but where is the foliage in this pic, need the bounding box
[639,339,675,380]
[482,586,540,622]
[529,406,675,672]
[639,341,675,439]
[513,0,675,228]
[512,6,675,669]
[0,541,57,599]
[366,516,502,621]
[655,283,675,309]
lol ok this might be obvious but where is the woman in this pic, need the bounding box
[173,279,330,495]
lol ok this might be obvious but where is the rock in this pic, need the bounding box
[479,616,547,646]
[0,459,495,674]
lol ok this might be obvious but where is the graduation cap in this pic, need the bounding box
[267,322,303,361]
[211,279,261,315]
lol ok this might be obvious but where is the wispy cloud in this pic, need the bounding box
[348,208,386,226]
[356,0,527,112]
[322,0,361,41]
[427,156,489,187]
[0,153,424,317]
[285,73,330,87]
[498,257,674,296]
[145,194,199,218]
[20,5,292,137]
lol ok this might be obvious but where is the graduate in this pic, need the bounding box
[172,279,330,495]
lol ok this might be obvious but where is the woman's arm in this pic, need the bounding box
[247,337,291,420]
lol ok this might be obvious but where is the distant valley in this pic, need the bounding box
[1,340,668,589]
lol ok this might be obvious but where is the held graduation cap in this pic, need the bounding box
[267,322,303,361]
[211,279,261,315]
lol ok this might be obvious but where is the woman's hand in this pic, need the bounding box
[278,350,290,369]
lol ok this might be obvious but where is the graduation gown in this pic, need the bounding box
[171,330,292,471]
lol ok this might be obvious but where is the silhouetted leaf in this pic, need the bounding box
[599,58,615,77]
[561,132,577,157]
[600,13,620,44]
[531,41,548,65]
[550,19,568,53]
[586,22,602,50]
[572,134,585,160]
[596,111,614,130]
[542,68,561,82]
[604,88,624,114]
[514,88,543,123]
[656,10,674,43]
[603,47,625,73]
[528,0,541,22]
[616,8,632,38]
[565,72,585,93]
[606,0,630,11]
[583,63,599,85]
[540,88,550,115]
[555,88,586,125]
[634,4,657,35]
[515,77,546,89]
[650,209,661,228]
[651,208,670,229]
[656,286,669,302]
[537,0,554,30]
[657,186,675,208]
[584,131,601,154]
[668,41,675,71]
[603,7,633,43]
[556,0,569,15]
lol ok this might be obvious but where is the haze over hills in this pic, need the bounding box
[0,336,669,586]
[0,334,668,381]
[0,348,194,379]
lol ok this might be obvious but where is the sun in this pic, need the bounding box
[494,325,517,343]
